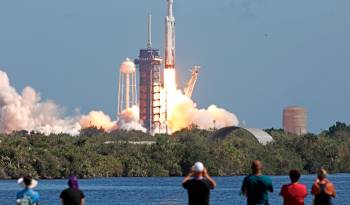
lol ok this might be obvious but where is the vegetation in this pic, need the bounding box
[0,122,349,179]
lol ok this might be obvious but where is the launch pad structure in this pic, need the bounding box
[115,0,274,144]
[134,0,199,134]
[135,0,178,134]
[135,15,165,133]
[115,0,198,134]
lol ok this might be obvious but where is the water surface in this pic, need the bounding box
[1,174,349,204]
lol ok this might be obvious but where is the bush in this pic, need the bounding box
[0,122,349,178]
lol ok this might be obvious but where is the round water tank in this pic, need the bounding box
[283,106,307,135]
[120,58,136,73]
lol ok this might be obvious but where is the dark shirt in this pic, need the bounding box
[241,174,274,205]
[314,183,333,205]
[60,188,85,205]
[183,178,214,205]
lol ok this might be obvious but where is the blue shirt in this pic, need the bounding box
[17,188,40,204]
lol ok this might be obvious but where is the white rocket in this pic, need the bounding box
[165,0,175,69]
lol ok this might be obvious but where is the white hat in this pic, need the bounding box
[194,162,204,172]
[17,177,38,189]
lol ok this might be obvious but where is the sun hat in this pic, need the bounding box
[17,176,38,189]
[194,162,205,172]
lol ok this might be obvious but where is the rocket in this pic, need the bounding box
[164,0,175,69]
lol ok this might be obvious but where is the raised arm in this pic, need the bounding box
[204,168,217,188]
[311,180,320,196]
[182,170,193,185]
[328,182,336,197]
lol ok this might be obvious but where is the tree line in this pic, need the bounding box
[0,122,349,179]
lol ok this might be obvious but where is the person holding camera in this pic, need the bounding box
[182,162,217,205]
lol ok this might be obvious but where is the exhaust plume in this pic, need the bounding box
[165,87,239,133]
[0,70,80,135]
[0,70,145,135]
[118,105,146,132]
[79,111,117,132]
[0,69,237,135]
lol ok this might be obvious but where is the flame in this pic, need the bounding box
[163,69,177,117]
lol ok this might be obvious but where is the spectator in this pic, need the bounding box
[60,176,85,205]
[241,160,273,205]
[16,176,40,205]
[182,162,216,205]
[280,169,308,205]
[311,168,336,205]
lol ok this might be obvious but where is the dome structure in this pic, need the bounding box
[210,126,274,145]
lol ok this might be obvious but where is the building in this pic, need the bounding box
[283,106,307,135]
[135,15,164,133]
[210,126,274,145]
[135,49,162,132]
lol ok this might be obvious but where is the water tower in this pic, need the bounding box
[117,58,137,114]
[283,106,307,135]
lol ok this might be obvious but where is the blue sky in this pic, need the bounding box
[0,0,349,133]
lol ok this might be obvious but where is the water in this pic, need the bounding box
[0,174,349,204]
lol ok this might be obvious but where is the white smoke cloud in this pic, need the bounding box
[79,106,146,132]
[79,111,117,132]
[117,106,147,132]
[167,88,239,133]
[0,70,145,135]
[0,70,81,135]
[0,69,237,135]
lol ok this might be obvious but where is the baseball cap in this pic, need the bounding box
[194,162,204,172]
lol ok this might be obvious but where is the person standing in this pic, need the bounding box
[241,160,273,205]
[16,176,40,205]
[311,168,336,205]
[280,169,308,205]
[60,176,85,205]
[182,162,217,205]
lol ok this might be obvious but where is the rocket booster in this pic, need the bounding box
[165,0,175,69]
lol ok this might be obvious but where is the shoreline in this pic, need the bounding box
[1,173,350,180]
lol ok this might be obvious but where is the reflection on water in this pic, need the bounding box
[0,174,349,204]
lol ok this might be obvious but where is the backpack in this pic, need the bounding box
[18,195,33,205]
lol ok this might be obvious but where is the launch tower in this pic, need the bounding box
[135,15,164,133]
